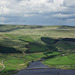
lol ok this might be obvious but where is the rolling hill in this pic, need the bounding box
[0,25,75,75]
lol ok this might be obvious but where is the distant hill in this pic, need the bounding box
[58,25,75,29]
[0,25,75,32]
[0,25,44,32]
[0,25,75,53]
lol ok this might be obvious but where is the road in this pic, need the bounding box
[0,60,5,72]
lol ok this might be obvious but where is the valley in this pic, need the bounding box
[0,25,75,75]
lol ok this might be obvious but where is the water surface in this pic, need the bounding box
[13,61,75,75]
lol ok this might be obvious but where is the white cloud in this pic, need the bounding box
[54,0,64,6]
[0,6,10,15]
[0,0,66,15]
[0,0,75,25]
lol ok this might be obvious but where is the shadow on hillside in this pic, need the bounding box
[41,37,75,44]
[0,27,24,32]
[62,38,75,42]
[0,25,43,32]
[0,25,4,26]
[19,39,30,43]
[41,37,59,45]
[25,42,47,53]
[26,25,43,29]
[58,25,75,29]
[25,37,75,53]
[0,46,22,53]
[0,70,18,75]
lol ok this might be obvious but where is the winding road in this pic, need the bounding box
[0,60,5,72]
[13,61,75,75]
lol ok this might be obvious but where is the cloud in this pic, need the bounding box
[64,0,75,7]
[0,0,66,15]
[0,0,75,25]
[53,13,75,19]
[0,17,5,22]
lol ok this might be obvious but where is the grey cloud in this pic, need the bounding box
[0,0,75,26]
[63,0,75,7]
[47,0,54,3]
[16,0,30,2]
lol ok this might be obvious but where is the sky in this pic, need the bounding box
[0,0,75,26]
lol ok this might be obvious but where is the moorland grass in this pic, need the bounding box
[0,25,75,75]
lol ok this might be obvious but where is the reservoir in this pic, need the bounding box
[13,61,75,75]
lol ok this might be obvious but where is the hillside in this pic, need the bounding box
[0,25,75,75]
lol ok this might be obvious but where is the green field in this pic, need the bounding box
[0,53,44,75]
[0,25,75,75]
[44,53,75,69]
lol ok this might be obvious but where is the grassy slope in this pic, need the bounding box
[3,53,44,72]
[0,53,44,75]
[55,41,75,53]
[44,53,75,69]
[0,25,75,75]
[0,25,75,52]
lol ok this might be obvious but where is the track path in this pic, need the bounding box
[0,60,5,72]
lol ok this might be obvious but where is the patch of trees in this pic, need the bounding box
[43,46,58,58]
[43,51,53,55]
[47,45,58,52]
